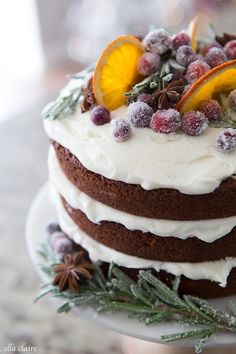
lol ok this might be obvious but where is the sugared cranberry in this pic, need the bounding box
[176,45,197,67]
[201,42,222,56]
[112,119,132,142]
[90,105,110,125]
[150,109,181,134]
[199,99,221,120]
[137,52,160,76]
[47,222,61,235]
[224,40,236,60]
[205,47,227,68]
[172,32,191,51]
[53,237,73,254]
[51,231,68,244]
[128,101,153,128]
[216,128,236,153]
[228,89,236,111]
[182,110,208,136]
[170,65,186,80]
[137,93,152,104]
[185,60,210,84]
[50,231,73,254]
[143,29,172,55]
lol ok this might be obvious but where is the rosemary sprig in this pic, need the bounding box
[124,56,185,101]
[36,242,236,353]
[124,71,161,99]
[209,110,236,129]
[42,67,93,121]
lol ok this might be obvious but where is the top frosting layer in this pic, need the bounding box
[44,80,236,195]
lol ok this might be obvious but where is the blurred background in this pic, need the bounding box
[1,0,236,124]
[1,1,236,353]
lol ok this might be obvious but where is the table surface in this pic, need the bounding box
[0,102,122,354]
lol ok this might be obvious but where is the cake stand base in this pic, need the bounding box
[121,336,236,354]
[26,184,236,351]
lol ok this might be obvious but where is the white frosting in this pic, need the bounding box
[43,76,236,195]
[48,147,236,242]
[51,186,236,287]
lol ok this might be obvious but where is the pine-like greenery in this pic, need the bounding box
[36,242,236,354]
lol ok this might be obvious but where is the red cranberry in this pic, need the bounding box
[112,120,132,142]
[128,101,153,128]
[137,52,160,76]
[90,105,110,125]
[216,129,236,153]
[182,110,208,136]
[150,109,181,134]
[172,32,191,51]
[205,47,227,68]
[176,45,197,67]
[224,40,236,60]
[199,99,221,120]
[185,60,210,84]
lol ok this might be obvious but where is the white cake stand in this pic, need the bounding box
[26,184,236,353]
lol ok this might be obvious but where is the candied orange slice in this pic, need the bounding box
[178,60,236,112]
[93,35,144,111]
[187,16,199,51]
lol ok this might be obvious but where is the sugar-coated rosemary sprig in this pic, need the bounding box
[42,66,93,121]
[209,109,236,129]
[124,71,161,99]
[124,57,184,101]
[36,242,236,353]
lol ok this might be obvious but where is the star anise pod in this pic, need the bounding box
[150,79,184,110]
[215,33,236,46]
[81,76,96,113]
[53,251,93,292]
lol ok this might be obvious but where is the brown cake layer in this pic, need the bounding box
[64,230,236,299]
[63,197,236,263]
[53,141,236,220]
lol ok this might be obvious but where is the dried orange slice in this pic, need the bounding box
[187,16,199,51]
[178,60,236,113]
[93,35,144,111]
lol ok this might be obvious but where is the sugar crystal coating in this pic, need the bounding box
[216,128,236,153]
[51,231,68,244]
[137,52,160,76]
[176,45,197,67]
[143,29,172,55]
[205,47,227,68]
[182,110,208,136]
[224,40,236,60]
[137,93,152,104]
[150,109,181,134]
[201,42,222,56]
[199,99,221,120]
[53,237,73,254]
[112,119,132,142]
[128,101,153,127]
[185,60,210,84]
[172,32,191,50]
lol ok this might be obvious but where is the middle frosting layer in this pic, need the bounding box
[49,147,236,242]
[51,186,236,287]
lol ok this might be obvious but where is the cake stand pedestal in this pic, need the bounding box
[26,185,236,353]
